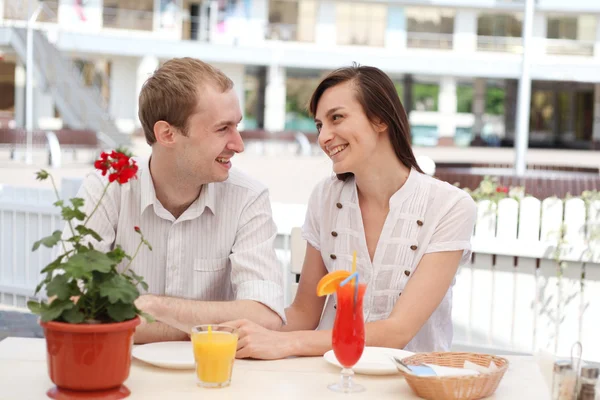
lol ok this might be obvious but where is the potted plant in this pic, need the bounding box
[27,149,152,399]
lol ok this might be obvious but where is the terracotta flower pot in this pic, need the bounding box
[40,317,140,395]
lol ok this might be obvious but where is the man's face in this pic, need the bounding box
[174,84,244,184]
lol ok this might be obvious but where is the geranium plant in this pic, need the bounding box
[27,149,152,324]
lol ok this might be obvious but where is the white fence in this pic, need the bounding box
[1,181,600,362]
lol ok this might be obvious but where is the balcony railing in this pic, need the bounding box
[477,36,523,54]
[407,32,453,50]
[102,7,153,32]
[545,38,595,57]
[265,23,297,42]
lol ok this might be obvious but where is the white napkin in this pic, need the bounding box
[403,360,498,377]
[425,364,480,377]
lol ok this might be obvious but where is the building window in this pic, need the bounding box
[267,0,316,42]
[405,7,454,49]
[477,13,523,53]
[546,15,596,56]
[335,2,387,47]
[103,0,154,31]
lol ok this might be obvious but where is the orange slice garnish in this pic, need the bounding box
[316,270,352,297]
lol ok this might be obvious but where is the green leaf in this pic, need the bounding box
[62,307,85,323]
[107,302,137,322]
[61,207,86,222]
[128,270,149,292]
[107,246,127,264]
[36,170,49,180]
[99,275,139,304]
[32,230,62,251]
[27,300,43,315]
[45,274,73,301]
[139,311,155,323]
[75,225,103,242]
[64,250,115,279]
[143,239,153,251]
[53,200,64,207]
[34,282,45,296]
[40,299,74,322]
[70,198,85,208]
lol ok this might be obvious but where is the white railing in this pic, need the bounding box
[406,32,453,50]
[477,35,523,54]
[2,181,600,361]
[545,38,595,57]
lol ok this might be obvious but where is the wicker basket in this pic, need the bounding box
[399,352,509,400]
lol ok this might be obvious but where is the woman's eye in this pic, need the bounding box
[332,114,342,121]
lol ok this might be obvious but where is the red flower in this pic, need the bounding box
[496,186,509,193]
[96,150,139,184]
[134,226,141,233]
[94,152,111,176]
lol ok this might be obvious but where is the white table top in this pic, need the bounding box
[0,337,550,399]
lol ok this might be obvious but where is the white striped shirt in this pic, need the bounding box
[303,168,476,352]
[72,158,285,321]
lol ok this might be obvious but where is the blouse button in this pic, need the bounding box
[330,254,337,260]
[404,270,411,277]
[336,202,343,209]
[331,231,338,237]
[398,292,402,297]
[410,245,418,251]
[334,304,337,310]
[417,220,424,226]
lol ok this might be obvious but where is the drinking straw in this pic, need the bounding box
[207,324,212,339]
[351,250,357,274]
[340,272,358,287]
[339,272,360,312]
[353,274,358,310]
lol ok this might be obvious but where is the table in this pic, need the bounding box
[0,338,550,399]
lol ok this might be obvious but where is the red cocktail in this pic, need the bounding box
[329,281,366,393]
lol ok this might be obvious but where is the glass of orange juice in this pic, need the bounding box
[191,324,238,388]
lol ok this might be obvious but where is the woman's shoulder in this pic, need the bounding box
[419,172,472,201]
[417,172,476,217]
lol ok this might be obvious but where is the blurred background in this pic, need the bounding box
[0,0,599,367]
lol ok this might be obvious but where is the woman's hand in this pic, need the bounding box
[225,319,295,360]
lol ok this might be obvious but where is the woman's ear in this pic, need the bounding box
[373,119,388,135]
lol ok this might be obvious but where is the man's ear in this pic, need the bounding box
[154,121,177,147]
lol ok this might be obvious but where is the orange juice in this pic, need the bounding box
[191,329,238,387]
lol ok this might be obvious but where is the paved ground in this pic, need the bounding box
[0,309,44,342]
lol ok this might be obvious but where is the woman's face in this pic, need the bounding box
[314,81,385,176]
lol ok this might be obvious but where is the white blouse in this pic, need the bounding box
[302,168,477,352]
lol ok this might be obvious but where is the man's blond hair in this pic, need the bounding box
[138,57,233,145]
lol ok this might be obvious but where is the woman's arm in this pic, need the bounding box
[281,244,328,332]
[230,250,463,359]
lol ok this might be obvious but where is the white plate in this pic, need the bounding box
[323,346,413,376]
[132,341,195,370]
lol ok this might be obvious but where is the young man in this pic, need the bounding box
[77,58,285,343]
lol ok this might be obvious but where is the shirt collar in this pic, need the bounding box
[343,168,420,208]
[140,158,216,219]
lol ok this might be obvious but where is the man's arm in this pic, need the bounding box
[136,295,282,336]
[134,321,189,344]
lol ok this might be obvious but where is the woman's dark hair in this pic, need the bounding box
[309,64,423,181]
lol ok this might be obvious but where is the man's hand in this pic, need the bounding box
[225,319,294,360]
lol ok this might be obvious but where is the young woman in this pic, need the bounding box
[226,65,477,359]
